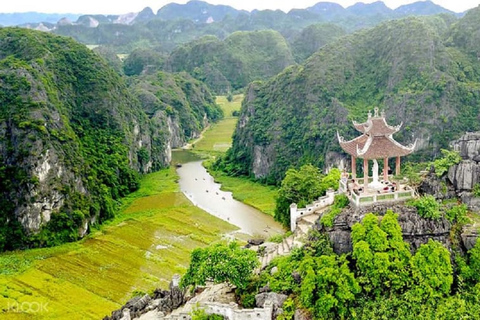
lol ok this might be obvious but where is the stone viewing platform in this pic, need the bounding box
[337,107,416,206]
[339,177,415,206]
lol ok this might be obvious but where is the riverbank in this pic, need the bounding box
[188,95,278,217]
[0,168,237,319]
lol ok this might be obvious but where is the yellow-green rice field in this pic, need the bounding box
[0,168,236,319]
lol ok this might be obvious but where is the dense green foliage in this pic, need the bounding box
[431,149,462,177]
[181,242,258,289]
[223,13,480,183]
[274,165,340,227]
[166,30,295,93]
[291,23,346,62]
[0,28,221,251]
[352,212,412,295]
[236,211,479,319]
[320,194,350,227]
[129,71,223,141]
[410,195,442,219]
[123,48,166,76]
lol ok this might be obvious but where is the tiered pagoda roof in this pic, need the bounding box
[337,108,416,159]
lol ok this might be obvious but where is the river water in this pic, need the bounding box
[175,152,284,237]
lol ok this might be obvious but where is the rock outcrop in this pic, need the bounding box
[316,203,453,254]
[419,132,480,212]
[0,28,222,250]
[448,132,480,211]
[104,275,185,320]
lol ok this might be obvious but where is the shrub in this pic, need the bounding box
[432,149,462,177]
[181,242,258,289]
[445,204,468,223]
[410,195,441,219]
[473,183,480,197]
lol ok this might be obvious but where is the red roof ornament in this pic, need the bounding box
[337,109,416,159]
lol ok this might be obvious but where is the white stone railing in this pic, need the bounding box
[349,186,415,207]
[289,189,335,232]
[166,301,273,320]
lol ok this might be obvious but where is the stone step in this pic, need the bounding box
[276,243,284,256]
[300,212,320,225]
[292,239,304,249]
[296,222,309,237]
[285,236,293,250]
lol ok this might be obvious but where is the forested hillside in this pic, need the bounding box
[46,1,461,55]
[0,28,221,251]
[166,30,295,93]
[217,12,480,183]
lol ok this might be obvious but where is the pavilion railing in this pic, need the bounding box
[340,179,415,207]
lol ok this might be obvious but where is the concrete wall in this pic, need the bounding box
[290,189,335,232]
[165,302,273,320]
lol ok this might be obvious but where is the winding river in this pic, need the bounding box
[175,152,284,237]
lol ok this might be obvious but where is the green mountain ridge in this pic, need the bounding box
[218,12,480,183]
[0,28,221,251]
[165,30,296,93]
[43,1,465,56]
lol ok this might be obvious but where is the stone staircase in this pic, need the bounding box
[259,211,323,270]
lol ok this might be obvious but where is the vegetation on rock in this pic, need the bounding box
[221,13,480,183]
[233,211,480,319]
[0,28,221,251]
[274,165,340,227]
[166,30,295,93]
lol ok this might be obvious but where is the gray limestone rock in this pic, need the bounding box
[448,160,480,192]
[452,132,480,160]
[316,203,453,254]
[255,292,288,309]
[104,276,185,320]
[256,292,288,319]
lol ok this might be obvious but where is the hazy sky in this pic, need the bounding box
[1,0,477,14]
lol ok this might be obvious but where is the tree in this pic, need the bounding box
[410,239,453,299]
[181,242,258,289]
[298,254,360,318]
[352,211,412,296]
[431,149,462,177]
[275,164,337,227]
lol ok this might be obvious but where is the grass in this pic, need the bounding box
[192,95,278,217]
[208,168,278,217]
[216,95,243,117]
[194,95,243,153]
[0,168,236,319]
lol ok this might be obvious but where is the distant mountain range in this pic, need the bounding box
[0,1,464,27]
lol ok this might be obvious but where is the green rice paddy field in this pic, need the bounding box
[0,168,236,319]
[0,94,280,319]
[194,95,243,153]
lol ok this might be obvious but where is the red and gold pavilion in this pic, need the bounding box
[337,108,416,191]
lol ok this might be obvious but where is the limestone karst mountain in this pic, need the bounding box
[217,12,480,183]
[0,28,221,251]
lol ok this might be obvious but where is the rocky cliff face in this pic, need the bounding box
[449,132,480,191]
[225,13,480,183]
[316,203,454,254]
[418,132,480,212]
[0,28,221,251]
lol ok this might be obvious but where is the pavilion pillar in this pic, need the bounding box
[363,158,369,191]
[351,156,357,179]
[396,156,401,176]
[383,157,388,182]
